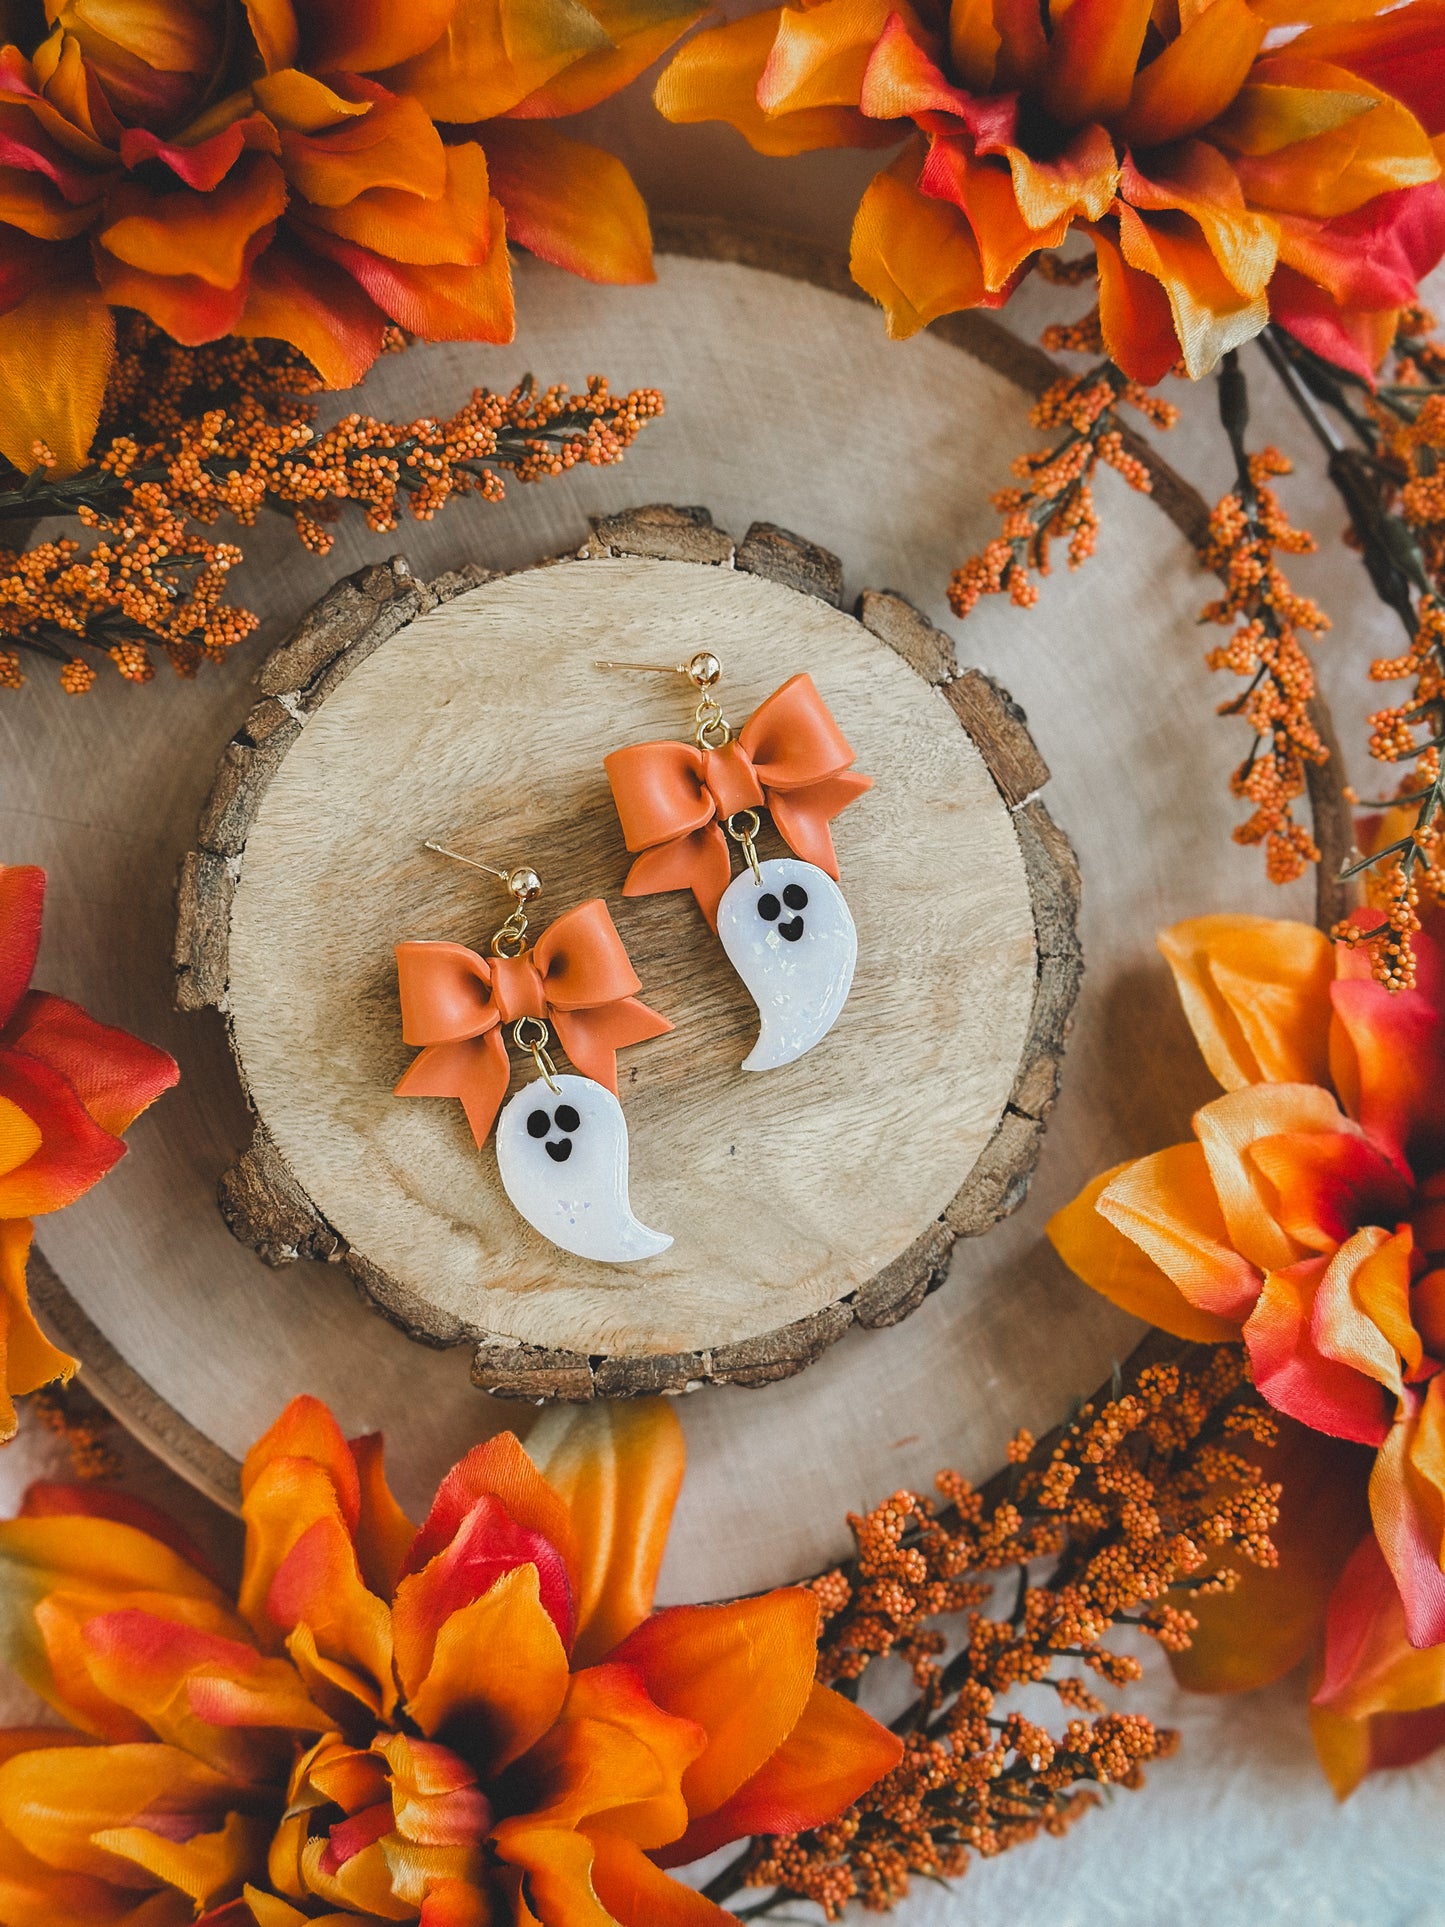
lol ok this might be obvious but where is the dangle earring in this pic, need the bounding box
[393,843,673,1263]
[597,653,871,1071]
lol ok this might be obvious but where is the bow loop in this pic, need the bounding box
[533,899,644,1012]
[603,672,870,928]
[739,673,860,791]
[394,904,669,1148]
[396,941,498,1046]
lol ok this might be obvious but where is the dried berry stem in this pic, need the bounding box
[718,1341,1277,1919]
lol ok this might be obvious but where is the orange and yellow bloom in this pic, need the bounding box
[0,0,701,473]
[0,862,176,1437]
[0,1394,901,1924]
[657,0,1445,382]
[1048,910,1445,1791]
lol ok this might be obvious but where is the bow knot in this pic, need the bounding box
[394,899,670,1147]
[604,674,871,928]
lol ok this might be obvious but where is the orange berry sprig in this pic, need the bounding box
[0,318,664,694]
[1264,315,1445,989]
[948,357,1176,620]
[1201,351,1329,888]
[706,1345,1278,1921]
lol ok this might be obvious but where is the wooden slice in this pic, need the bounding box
[175,511,1079,1396]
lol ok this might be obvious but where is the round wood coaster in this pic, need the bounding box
[174,511,1078,1396]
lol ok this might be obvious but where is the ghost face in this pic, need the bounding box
[716,856,858,1071]
[494,1072,672,1263]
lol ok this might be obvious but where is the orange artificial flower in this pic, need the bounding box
[657,0,1445,382]
[1048,910,1445,1791]
[0,862,176,1438]
[0,1394,901,1924]
[0,0,702,474]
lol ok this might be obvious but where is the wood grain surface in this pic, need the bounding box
[176,512,1076,1392]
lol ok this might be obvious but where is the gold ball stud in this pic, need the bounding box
[507,866,542,904]
[687,650,722,688]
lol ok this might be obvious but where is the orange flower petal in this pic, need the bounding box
[251,68,372,134]
[75,1609,331,1777]
[607,1590,819,1823]
[850,139,990,339]
[303,200,514,341]
[300,0,458,73]
[509,0,705,119]
[1171,1418,1372,1695]
[505,1659,703,1844]
[1330,954,1445,1173]
[1114,0,1264,147]
[756,0,900,115]
[0,1740,254,1885]
[481,124,652,283]
[384,0,612,122]
[1089,219,1181,382]
[1117,199,1269,376]
[243,0,299,72]
[1157,914,1335,1094]
[0,865,43,1028]
[94,1810,272,1909]
[402,1563,570,1772]
[1193,1082,1351,1276]
[1047,1157,1241,1341]
[656,1680,901,1866]
[1293,0,1445,137]
[0,1220,73,1436]
[1230,54,1440,219]
[524,1400,684,1669]
[0,276,112,473]
[265,1514,396,1717]
[392,1493,572,1690]
[235,234,389,388]
[921,136,1071,291]
[1244,1255,1393,1445]
[654,9,893,156]
[588,1833,727,1924]
[1371,1376,1445,1648]
[1041,0,1153,126]
[1124,140,1280,301]
[349,1433,416,1601]
[1317,1225,1420,1397]
[1249,1129,1410,1256]
[406,1431,573,1580]
[1097,1136,1264,1322]
[6,990,177,1140]
[0,1814,190,1927]
[305,143,495,268]
[279,85,446,208]
[0,1508,229,1725]
[98,155,287,290]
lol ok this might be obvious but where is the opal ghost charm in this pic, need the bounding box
[600,653,870,1071]
[716,856,858,1071]
[495,1073,671,1261]
[394,849,672,1263]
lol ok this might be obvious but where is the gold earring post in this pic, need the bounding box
[423,842,542,906]
[595,650,722,689]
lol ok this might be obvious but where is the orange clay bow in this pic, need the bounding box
[393,898,670,1147]
[603,673,871,929]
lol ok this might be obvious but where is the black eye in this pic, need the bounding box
[554,1104,580,1132]
[757,892,780,921]
[780,917,805,942]
[527,1109,550,1138]
[783,883,809,910]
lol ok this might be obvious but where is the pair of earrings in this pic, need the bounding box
[393,654,871,1264]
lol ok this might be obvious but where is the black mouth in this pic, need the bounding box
[546,1140,572,1163]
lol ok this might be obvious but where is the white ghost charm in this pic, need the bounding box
[495,1072,672,1263]
[716,856,858,1072]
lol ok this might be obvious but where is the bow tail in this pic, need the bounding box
[767,772,873,878]
[394,1029,512,1148]
[552,998,673,1096]
[622,822,734,931]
